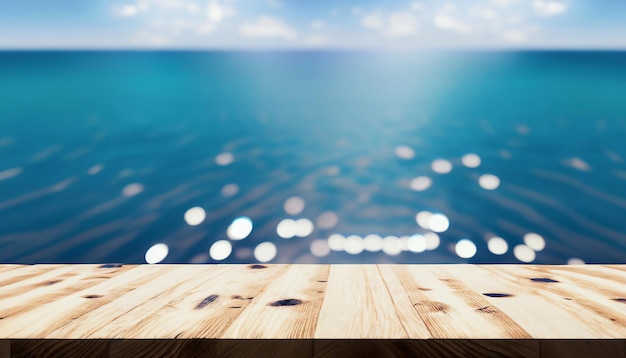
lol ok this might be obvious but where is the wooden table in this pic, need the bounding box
[0,264,624,357]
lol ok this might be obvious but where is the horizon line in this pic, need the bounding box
[1,46,626,52]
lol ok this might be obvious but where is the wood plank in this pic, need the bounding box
[172,264,289,339]
[604,265,626,272]
[0,265,166,338]
[0,264,133,325]
[57,265,230,338]
[44,265,217,339]
[0,264,624,349]
[222,265,328,339]
[375,265,432,339]
[93,264,289,339]
[482,265,626,338]
[383,265,531,339]
[0,265,25,275]
[444,265,606,338]
[314,265,407,339]
[0,265,131,304]
[0,265,73,291]
[517,265,626,319]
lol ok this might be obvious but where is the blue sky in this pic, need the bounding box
[1,0,625,49]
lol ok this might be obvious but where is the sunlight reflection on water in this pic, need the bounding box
[1,52,626,265]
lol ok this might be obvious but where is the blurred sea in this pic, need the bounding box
[1,50,626,264]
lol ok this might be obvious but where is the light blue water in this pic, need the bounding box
[1,51,625,264]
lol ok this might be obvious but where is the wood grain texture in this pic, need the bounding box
[314,265,408,339]
[386,265,531,339]
[481,265,626,338]
[0,264,624,351]
[445,265,622,338]
[222,265,328,339]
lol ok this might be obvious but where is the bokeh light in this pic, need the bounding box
[254,242,277,262]
[567,257,585,265]
[487,236,508,255]
[227,216,253,240]
[88,164,103,175]
[415,211,433,229]
[295,218,314,237]
[455,239,477,259]
[284,196,305,215]
[209,240,232,261]
[461,153,481,168]
[395,145,415,159]
[215,152,234,165]
[514,244,536,263]
[363,234,383,252]
[277,219,297,239]
[428,213,450,233]
[310,239,330,257]
[327,234,345,251]
[317,211,339,229]
[184,206,206,226]
[221,183,239,197]
[344,235,365,255]
[479,174,501,190]
[382,236,402,256]
[431,159,452,174]
[523,233,546,251]
[407,234,427,253]
[410,176,432,191]
[424,232,440,250]
[145,243,168,264]
[122,183,144,197]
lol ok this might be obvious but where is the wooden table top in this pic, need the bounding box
[0,264,624,340]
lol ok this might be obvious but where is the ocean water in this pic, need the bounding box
[1,51,625,264]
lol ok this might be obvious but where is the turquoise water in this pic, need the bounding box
[1,51,626,264]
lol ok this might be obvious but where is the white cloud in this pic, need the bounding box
[361,13,384,29]
[186,3,200,15]
[207,0,225,22]
[434,13,470,34]
[133,32,170,46]
[502,30,526,42]
[386,12,419,37]
[137,0,150,12]
[411,2,424,11]
[306,35,328,46]
[240,16,297,39]
[113,0,236,40]
[469,6,498,20]
[362,11,418,38]
[532,0,567,16]
[501,25,540,42]
[113,4,139,17]
[491,0,516,7]
[311,20,325,30]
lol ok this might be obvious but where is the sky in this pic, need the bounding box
[0,0,625,49]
